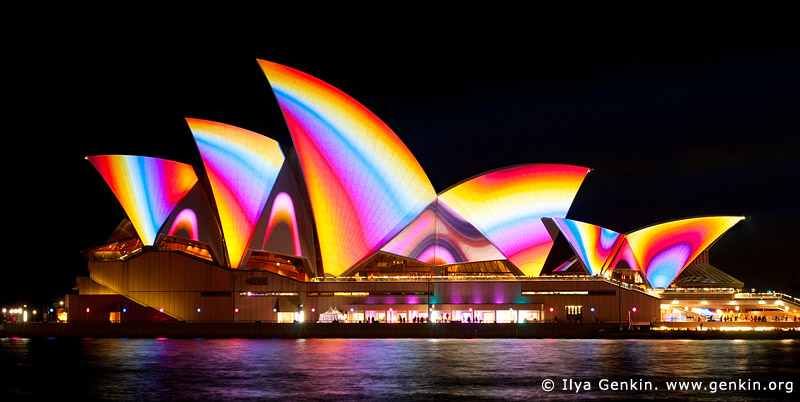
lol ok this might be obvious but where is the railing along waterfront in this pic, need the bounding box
[735,292,800,303]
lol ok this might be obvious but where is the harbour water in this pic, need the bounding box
[2,338,797,401]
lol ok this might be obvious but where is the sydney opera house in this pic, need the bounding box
[68,60,800,327]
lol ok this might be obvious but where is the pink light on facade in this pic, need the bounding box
[263,192,303,257]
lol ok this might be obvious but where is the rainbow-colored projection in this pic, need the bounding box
[625,216,744,288]
[263,192,302,257]
[87,155,198,246]
[259,60,436,276]
[381,201,505,265]
[553,257,578,272]
[606,237,642,273]
[551,218,623,276]
[438,164,589,277]
[168,209,200,241]
[187,118,285,269]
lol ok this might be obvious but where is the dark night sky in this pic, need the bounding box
[4,26,799,307]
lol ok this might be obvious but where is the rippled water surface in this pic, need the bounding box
[2,338,798,401]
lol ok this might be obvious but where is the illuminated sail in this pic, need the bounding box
[259,60,436,276]
[87,155,197,246]
[187,118,285,269]
[552,257,579,273]
[550,218,624,276]
[438,164,589,277]
[625,216,744,288]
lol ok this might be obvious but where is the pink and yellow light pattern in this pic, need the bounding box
[438,164,589,277]
[263,192,302,257]
[551,218,623,276]
[259,60,436,276]
[625,216,743,288]
[381,201,505,265]
[606,237,642,273]
[169,209,199,241]
[87,155,197,246]
[187,118,285,269]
